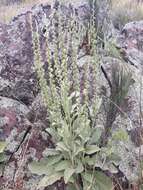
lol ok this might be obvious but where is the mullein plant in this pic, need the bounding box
[29,2,132,190]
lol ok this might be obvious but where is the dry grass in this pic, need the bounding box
[0,0,52,23]
[1,0,143,25]
[0,0,82,24]
[111,0,143,29]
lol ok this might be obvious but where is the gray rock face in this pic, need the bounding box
[118,20,143,68]
[0,97,51,190]
[0,13,36,105]
[0,96,53,190]
[117,21,143,136]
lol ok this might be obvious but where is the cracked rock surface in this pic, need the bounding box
[0,96,52,190]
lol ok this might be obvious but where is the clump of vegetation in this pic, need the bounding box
[101,62,133,145]
[27,1,138,189]
[111,0,143,29]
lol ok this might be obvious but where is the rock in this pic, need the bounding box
[99,57,143,182]
[0,14,37,105]
[0,96,53,190]
[29,93,48,124]
[117,21,143,68]
[116,20,143,148]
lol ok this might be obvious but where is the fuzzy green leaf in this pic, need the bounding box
[28,160,54,175]
[29,155,62,175]
[90,127,103,144]
[38,172,63,187]
[54,160,71,171]
[64,168,75,184]
[82,171,113,190]
[45,155,63,167]
[85,145,101,155]
[94,171,113,190]
[75,161,84,174]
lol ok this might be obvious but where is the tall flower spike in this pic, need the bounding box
[31,17,50,111]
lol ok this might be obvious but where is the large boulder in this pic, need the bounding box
[0,96,54,190]
[116,20,143,145]
[117,20,143,68]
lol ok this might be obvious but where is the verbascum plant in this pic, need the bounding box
[29,3,132,190]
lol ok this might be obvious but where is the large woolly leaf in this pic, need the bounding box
[75,161,84,174]
[38,172,63,187]
[90,127,103,144]
[29,155,62,175]
[29,160,54,175]
[0,142,6,153]
[54,160,71,171]
[85,145,101,155]
[95,171,113,190]
[64,168,75,184]
[82,171,113,190]
[44,155,63,167]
